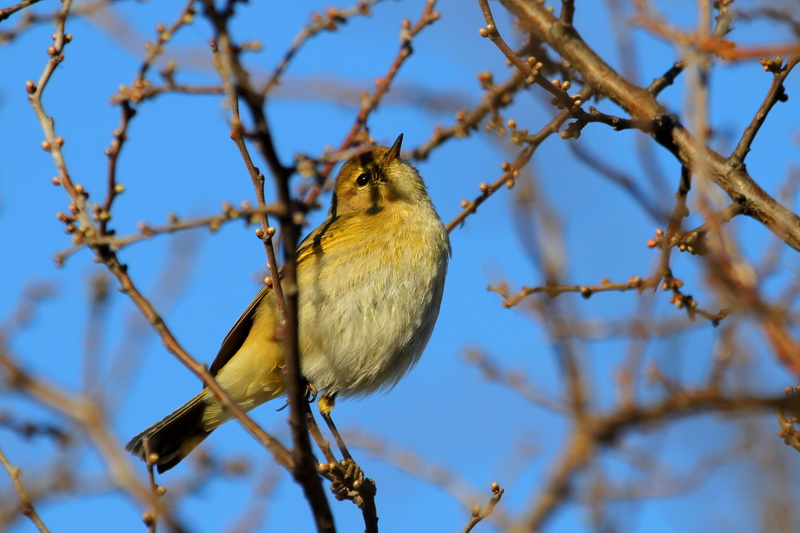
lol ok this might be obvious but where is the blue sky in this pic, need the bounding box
[2,1,800,532]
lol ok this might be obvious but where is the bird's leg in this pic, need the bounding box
[318,394,353,461]
[305,403,337,464]
[305,382,319,403]
[315,395,376,511]
[276,380,316,412]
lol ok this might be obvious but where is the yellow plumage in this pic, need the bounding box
[126,135,450,472]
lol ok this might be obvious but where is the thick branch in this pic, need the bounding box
[200,3,333,531]
[499,0,800,252]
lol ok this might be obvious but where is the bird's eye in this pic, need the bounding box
[355,173,370,187]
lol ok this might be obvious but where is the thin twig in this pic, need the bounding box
[444,89,586,233]
[100,1,198,236]
[201,3,332,531]
[520,387,796,530]
[0,352,188,532]
[645,1,733,96]
[461,483,504,533]
[477,0,575,108]
[345,429,512,530]
[636,12,798,61]
[27,0,293,475]
[498,0,800,252]
[0,0,43,21]
[412,69,527,161]
[446,145,531,233]
[262,0,381,96]
[730,53,800,166]
[0,447,50,533]
[567,142,670,223]
[56,202,287,264]
[212,43,287,318]
[464,349,567,413]
[142,438,160,533]
[305,0,441,206]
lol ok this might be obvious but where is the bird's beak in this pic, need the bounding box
[383,133,403,169]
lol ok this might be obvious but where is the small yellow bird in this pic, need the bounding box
[126,135,450,472]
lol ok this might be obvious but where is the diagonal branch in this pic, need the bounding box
[0,447,50,533]
[0,0,44,22]
[520,388,798,530]
[498,0,800,252]
[0,351,188,532]
[26,0,292,482]
[200,3,333,531]
[730,53,800,165]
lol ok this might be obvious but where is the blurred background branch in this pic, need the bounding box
[2,0,800,531]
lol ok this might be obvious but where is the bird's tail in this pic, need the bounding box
[126,393,210,473]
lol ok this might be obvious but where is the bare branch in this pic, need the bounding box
[262,0,381,96]
[461,483,504,533]
[499,0,800,252]
[0,447,50,533]
[200,3,330,530]
[731,53,800,165]
[56,202,286,264]
[0,0,43,22]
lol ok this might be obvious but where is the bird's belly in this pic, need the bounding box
[297,249,443,397]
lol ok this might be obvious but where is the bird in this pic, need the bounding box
[126,134,451,472]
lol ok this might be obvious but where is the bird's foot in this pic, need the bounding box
[322,458,375,507]
[305,383,319,403]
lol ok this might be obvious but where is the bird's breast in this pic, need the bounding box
[296,213,448,396]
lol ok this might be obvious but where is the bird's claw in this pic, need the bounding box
[305,383,319,403]
[327,458,373,506]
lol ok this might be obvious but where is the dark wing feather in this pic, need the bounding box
[208,285,271,377]
[295,215,337,261]
[207,217,337,378]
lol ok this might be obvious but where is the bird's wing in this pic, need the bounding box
[207,217,339,378]
[295,215,337,262]
[208,284,272,377]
